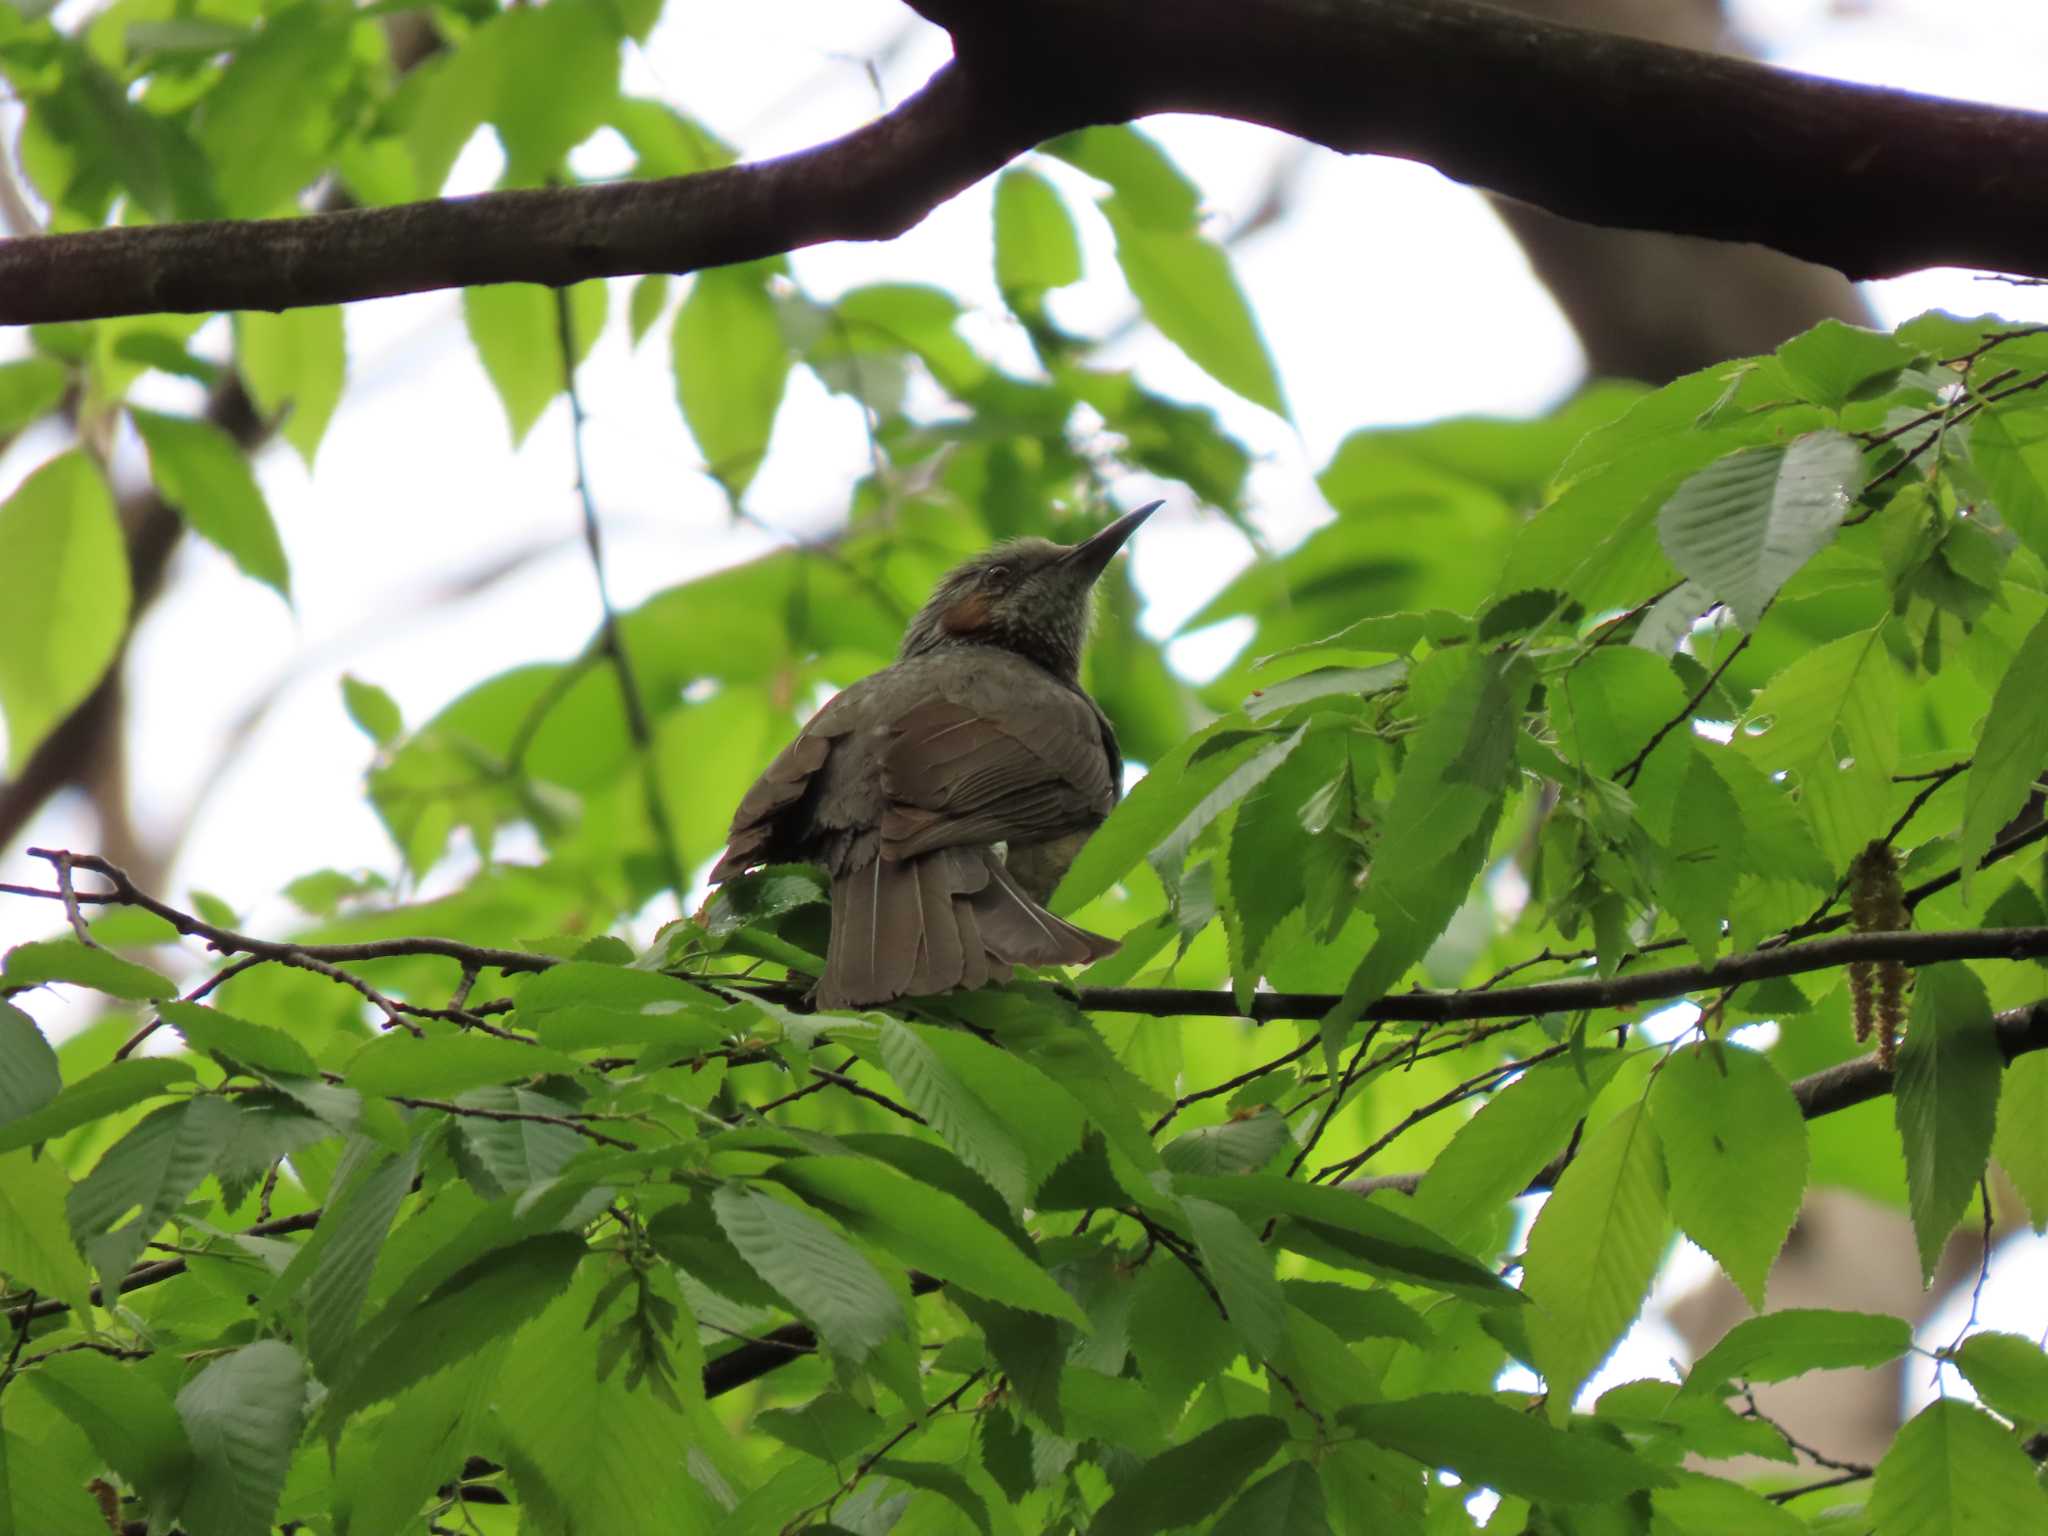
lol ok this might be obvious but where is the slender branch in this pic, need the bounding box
[13,0,2048,324]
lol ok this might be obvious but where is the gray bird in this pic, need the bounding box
[710,502,1160,1009]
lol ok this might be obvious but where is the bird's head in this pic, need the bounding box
[900,502,1161,679]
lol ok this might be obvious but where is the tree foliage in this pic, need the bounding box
[4,3,2048,1535]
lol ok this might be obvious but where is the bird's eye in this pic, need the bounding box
[982,564,1011,589]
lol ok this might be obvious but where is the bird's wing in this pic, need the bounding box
[878,693,1115,863]
[707,699,853,882]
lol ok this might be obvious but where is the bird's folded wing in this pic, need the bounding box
[878,696,1114,862]
[708,722,838,881]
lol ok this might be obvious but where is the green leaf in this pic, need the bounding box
[233,306,345,466]
[712,1183,904,1363]
[1647,1044,1806,1308]
[1522,1102,1669,1419]
[1411,1051,1625,1246]
[1128,1254,1238,1404]
[1341,1393,1665,1503]
[1225,724,1352,983]
[627,272,670,345]
[176,1340,308,1536]
[1968,404,2048,567]
[344,1031,584,1099]
[1150,723,1308,896]
[770,1155,1084,1325]
[195,2,354,215]
[1681,1308,1912,1396]
[1995,1052,2048,1230]
[129,407,290,600]
[0,452,129,775]
[0,1148,94,1318]
[1161,1107,1289,1177]
[1656,430,1862,630]
[674,263,791,499]
[1775,320,1919,410]
[341,674,403,748]
[1652,1470,1808,1535]
[0,1003,60,1128]
[1103,199,1288,418]
[994,167,1083,297]
[1044,125,1200,231]
[0,1057,195,1154]
[159,1000,318,1079]
[1869,1399,2048,1535]
[1894,964,2002,1280]
[877,1019,1083,1208]
[0,357,66,435]
[1282,1280,1430,1346]
[0,1428,108,1536]
[25,1349,192,1513]
[1090,1415,1288,1536]
[2,938,173,1001]
[1176,1173,1515,1301]
[461,280,605,445]
[1950,1331,2048,1423]
[451,1086,585,1191]
[1737,627,1899,871]
[1959,610,2048,896]
[67,1094,239,1284]
[293,1150,420,1377]
[1211,1462,1330,1535]
[332,1350,504,1536]
[1181,1195,1285,1359]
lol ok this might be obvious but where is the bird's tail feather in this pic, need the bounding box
[816,847,1115,1009]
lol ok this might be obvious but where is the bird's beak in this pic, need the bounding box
[1059,500,1163,584]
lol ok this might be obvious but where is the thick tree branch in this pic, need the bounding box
[7,0,2048,324]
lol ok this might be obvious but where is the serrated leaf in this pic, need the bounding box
[1091,1414,1288,1536]
[1522,1103,1670,1419]
[1653,1470,1807,1535]
[0,1003,60,1128]
[344,1031,583,1099]
[1128,1255,1238,1404]
[0,1148,93,1318]
[67,1094,239,1285]
[0,1057,195,1153]
[1657,431,1861,631]
[771,1155,1084,1325]
[1342,1393,1665,1503]
[130,407,290,600]
[1161,1107,1289,1177]
[1647,1044,1806,1308]
[1894,964,2002,1280]
[176,1341,307,1536]
[1869,1398,2048,1535]
[159,1000,318,1079]
[294,1150,420,1377]
[1150,723,1308,899]
[994,167,1082,296]
[1951,1331,2048,1423]
[712,1183,903,1363]
[1995,1052,2048,1230]
[1776,319,1919,411]
[2,937,173,1001]
[1681,1308,1912,1397]
[1411,1051,1625,1246]
[25,1349,192,1512]
[674,263,790,499]
[1181,1195,1285,1359]
[1958,610,2048,896]
[0,452,129,774]
[1211,1461,1330,1534]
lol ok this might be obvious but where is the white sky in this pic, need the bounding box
[4,0,2047,1439]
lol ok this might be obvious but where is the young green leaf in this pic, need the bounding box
[24,1349,192,1516]
[0,358,66,435]
[233,305,345,465]
[1341,1393,1666,1504]
[1656,431,1863,631]
[176,1341,308,1536]
[712,1184,904,1363]
[1180,1195,1285,1359]
[0,1148,94,1318]
[1868,1399,2048,1535]
[0,1058,196,1154]
[341,675,403,748]
[1775,320,1919,411]
[344,1032,584,1099]
[130,407,291,600]
[1647,1043,1806,1309]
[1958,610,2048,896]
[1680,1308,1912,1397]
[1995,1052,2048,1230]
[1894,964,2002,1280]
[160,1000,318,1080]
[462,280,606,446]
[1950,1331,2048,1423]
[2,938,174,1002]
[0,1003,60,1129]
[66,1095,239,1285]
[674,263,790,499]
[1211,1462,1329,1535]
[1089,1415,1288,1536]
[994,167,1083,298]
[1522,1103,1670,1420]
[0,452,130,774]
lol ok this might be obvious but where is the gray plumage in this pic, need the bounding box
[710,503,1159,1009]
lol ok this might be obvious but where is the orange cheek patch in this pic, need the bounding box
[942,593,991,634]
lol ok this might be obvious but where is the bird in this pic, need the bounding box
[709,502,1161,1009]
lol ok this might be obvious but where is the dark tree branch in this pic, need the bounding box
[1345,997,2048,1199]
[7,0,2048,324]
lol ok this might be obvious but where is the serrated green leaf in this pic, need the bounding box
[130,407,290,599]
[0,1148,93,1318]
[1950,1331,2048,1423]
[233,305,345,465]
[1211,1461,1330,1534]
[771,1155,1084,1325]
[461,280,605,445]
[1681,1308,1912,1397]
[1894,964,2002,1280]
[1776,320,1919,411]
[1523,1102,1669,1419]
[1161,1107,1289,1177]
[176,1340,307,1536]
[712,1183,903,1363]
[1150,722,1307,897]
[1969,404,2048,567]
[344,1031,584,1099]
[1647,1044,1806,1308]
[1959,610,2048,897]
[0,1057,196,1154]
[67,1094,239,1286]
[1652,1469,1807,1535]
[0,1003,60,1129]
[1128,1254,1237,1404]
[159,1000,318,1079]
[25,1349,192,1512]
[1342,1393,1666,1503]
[1181,1195,1285,1360]
[1090,1415,1287,1536]
[332,1348,505,1536]
[1995,1052,2048,1231]
[195,2,353,215]
[0,452,129,775]
[2,938,173,1001]
[674,263,790,499]
[1869,1398,2048,1535]
[294,1150,420,1377]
